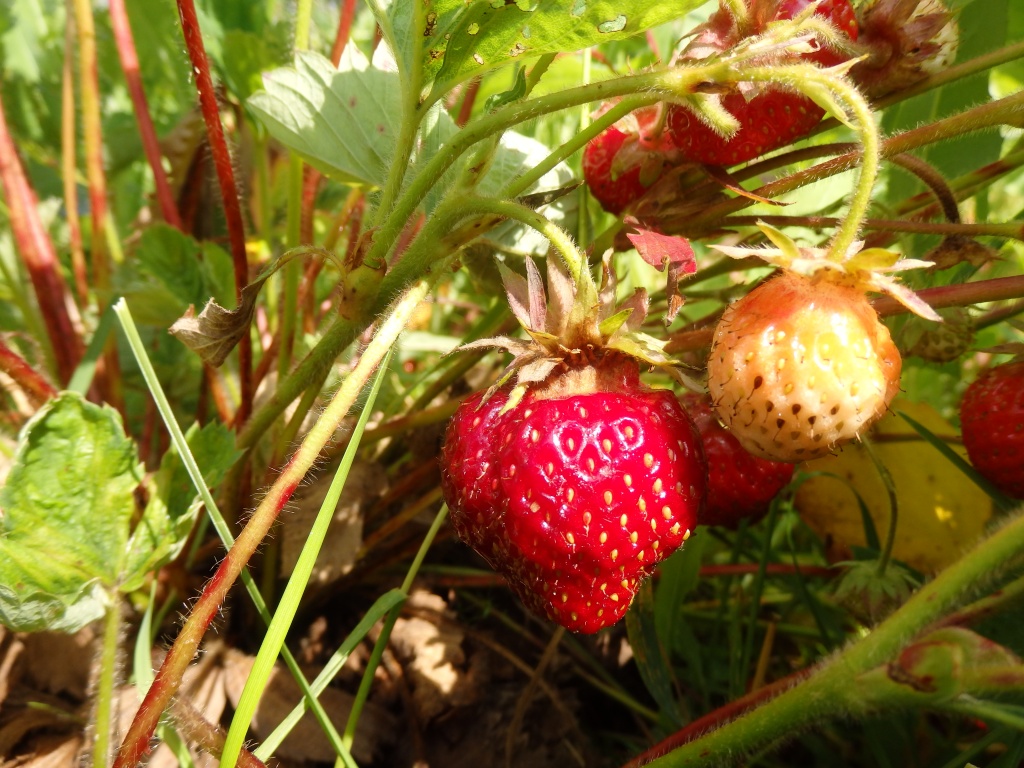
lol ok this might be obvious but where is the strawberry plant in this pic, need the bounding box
[0,1,1024,767]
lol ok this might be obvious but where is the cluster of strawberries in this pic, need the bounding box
[584,0,957,215]
[436,0,1016,636]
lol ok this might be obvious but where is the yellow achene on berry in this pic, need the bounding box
[795,401,993,574]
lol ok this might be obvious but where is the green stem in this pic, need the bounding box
[684,88,1024,239]
[742,64,879,260]
[338,504,450,760]
[365,65,715,272]
[293,0,312,50]
[638,508,1024,766]
[504,95,653,200]
[279,0,313,376]
[365,2,425,232]
[945,697,1024,732]
[93,595,123,768]
[460,196,587,281]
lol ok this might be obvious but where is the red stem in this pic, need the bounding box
[300,165,319,245]
[176,0,252,426]
[456,79,482,127]
[108,0,183,230]
[0,89,82,385]
[330,0,358,66]
[0,338,58,406]
[113,467,303,768]
[622,668,814,768]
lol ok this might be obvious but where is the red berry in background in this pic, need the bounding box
[582,104,679,215]
[680,392,794,528]
[441,361,707,634]
[666,0,858,166]
[959,361,1024,499]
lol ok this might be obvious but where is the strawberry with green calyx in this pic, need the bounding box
[959,355,1024,500]
[851,0,959,100]
[440,253,707,633]
[706,223,939,463]
[665,0,860,167]
[680,391,794,528]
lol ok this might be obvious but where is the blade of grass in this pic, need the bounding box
[114,299,354,766]
[253,588,405,762]
[220,346,394,767]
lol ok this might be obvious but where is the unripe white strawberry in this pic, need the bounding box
[704,223,938,463]
[708,271,902,462]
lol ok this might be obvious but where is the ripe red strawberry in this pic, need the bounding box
[666,0,859,166]
[441,388,512,562]
[680,392,794,527]
[440,257,707,633]
[959,361,1024,499]
[582,105,679,214]
[708,270,902,462]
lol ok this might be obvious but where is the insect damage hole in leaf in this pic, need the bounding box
[598,15,627,33]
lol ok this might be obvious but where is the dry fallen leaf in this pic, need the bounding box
[0,733,82,768]
[390,590,478,722]
[222,647,395,764]
[280,460,389,584]
[18,629,94,701]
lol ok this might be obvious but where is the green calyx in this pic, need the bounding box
[459,253,698,408]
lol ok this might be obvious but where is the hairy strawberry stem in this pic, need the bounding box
[116,300,351,766]
[461,197,587,279]
[364,65,717,275]
[502,95,652,200]
[637,505,1024,766]
[91,597,123,768]
[742,64,880,261]
[113,274,443,768]
[176,0,253,425]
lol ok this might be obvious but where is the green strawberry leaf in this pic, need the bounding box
[0,393,144,632]
[248,48,402,187]
[141,227,235,310]
[122,422,242,592]
[424,0,701,101]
